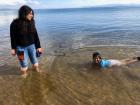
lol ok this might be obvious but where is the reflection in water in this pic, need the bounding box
[0,15,16,27]
[0,11,17,67]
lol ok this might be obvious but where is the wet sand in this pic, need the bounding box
[0,47,140,105]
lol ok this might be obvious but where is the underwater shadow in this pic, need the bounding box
[122,69,140,82]
[67,61,102,73]
[0,64,20,76]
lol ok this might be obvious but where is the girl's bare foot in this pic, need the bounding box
[21,70,28,78]
[32,66,41,73]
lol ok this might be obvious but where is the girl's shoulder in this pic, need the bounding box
[14,18,21,23]
[11,19,23,28]
[11,18,19,25]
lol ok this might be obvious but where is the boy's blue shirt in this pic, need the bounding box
[99,59,111,68]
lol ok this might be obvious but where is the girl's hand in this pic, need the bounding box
[37,48,43,53]
[11,49,16,56]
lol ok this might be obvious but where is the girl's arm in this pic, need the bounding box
[10,20,17,56]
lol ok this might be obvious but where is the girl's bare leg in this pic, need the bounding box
[20,67,28,78]
[32,63,41,72]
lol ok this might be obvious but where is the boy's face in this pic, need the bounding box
[93,56,101,64]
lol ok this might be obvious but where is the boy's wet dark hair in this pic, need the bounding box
[92,52,102,59]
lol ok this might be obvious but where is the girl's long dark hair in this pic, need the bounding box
[17,5,36,34]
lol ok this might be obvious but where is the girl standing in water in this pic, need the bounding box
[10,5,42,76]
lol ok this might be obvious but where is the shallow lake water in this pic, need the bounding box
[0,46,140,105]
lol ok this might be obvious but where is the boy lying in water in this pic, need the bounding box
[92,52,140,69]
